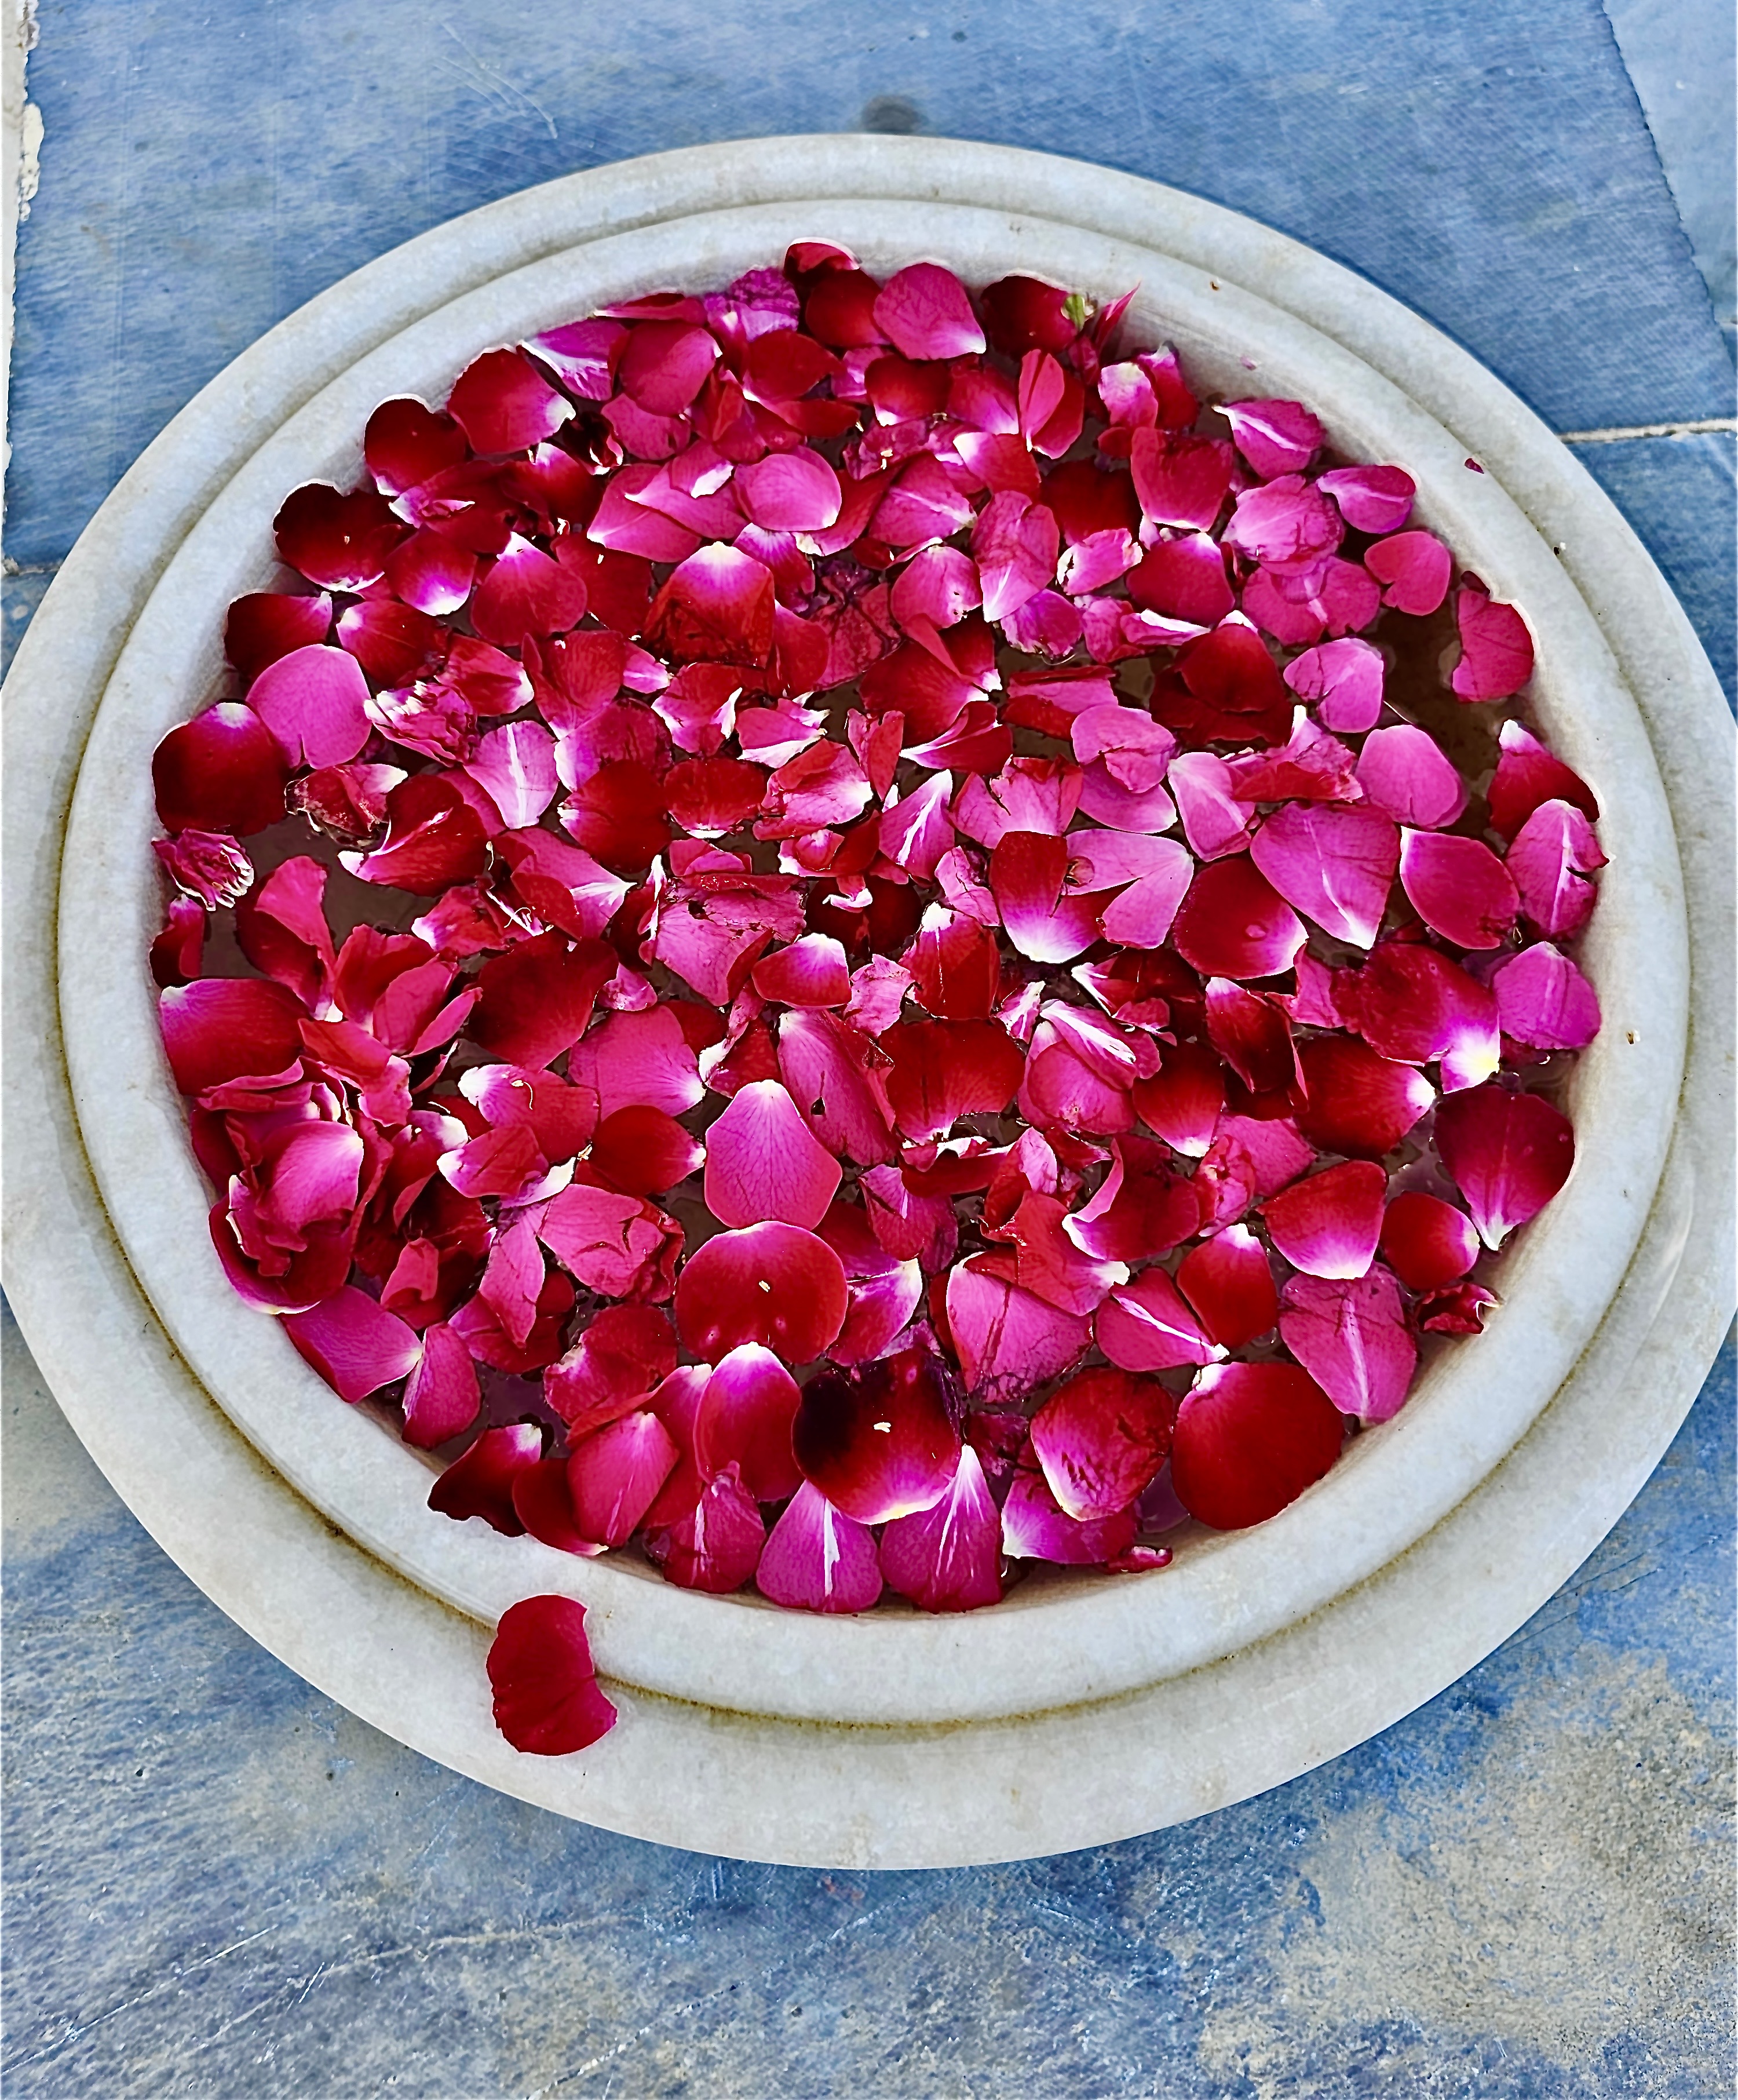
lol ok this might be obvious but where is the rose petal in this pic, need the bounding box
[1488,721,1600,842]
[1218,398,1326,477]
[878,1444,1003,1612]
[1261,1159,1386,1278]
[1096,1267,1223,1372]
[1294,1036,1436,1160]
[872,262,985,359]
[1250,804,1398,950]
[1451,582,1535,701]
[676,1222,848,1363]
[486,1595,616,1756]
[1355,724,1469,830]
[153,703,290,836]
[1491,942,1602,1049]
[1001,1464,1137,1565]
[755,1482,883,1613]
[1506,800,1606,938]
[1380,1191,1479,1290]
[644,1464,766,1594]
[1171,856,1306,980]
[1364,530,1451,616]
[1171,1361,1343,1529]
[1280,1266,1416,1422]
[1282,636,1385,734]
[448,347,572,454]
[702,1078,842,1230]
[692,1343,803,1500]
[945,1266,1092,1402]
[428,1421,543,1534]
[1031,1366,1175,1521]
[567,1410,680,1546]
[1398,830,1519,949]
[249,644,372,770]
[1177,1223,1278,1347]
[1434,1083,1575,1248]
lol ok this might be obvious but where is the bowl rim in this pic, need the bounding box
[6,136,1731,1866]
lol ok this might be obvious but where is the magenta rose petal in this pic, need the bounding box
[1397,830,1520,949]
[512,1459,606,1558]
[1506,799,1606,937]
[1171,856,1306,980]
[1177,1224,1279,1348]
[1380,1191,1479,1290]
[1167,751,1254,861]
[1450,582,1535,701]
[703,1080,842,1230]
[1218,398,1325,476]
[1171,1361,1344,1529]
[1418,1281,1499,1333]
[945,1266,1091,1401]
[1355,725,1469,830]
[447,347,572,454]
[283,1286,421,1402]
[644,1464,767,1594]
[675,1222,848,1363]
[469,534,589,648]
[1295,1036,1436,1160]
[1491,942,1602,1049]
[536,1185,681,1302]
[1283,641,1382,739]
[487,1595,616,1756]
[249,643,372,769]
[566,1410,680,1547]
[693,1343,803,1501]
[401,1321,482,1448]
[153,702,290,836]
[1364,530,1451,616]
[428,1421,543,1534]
[1260,1160,1386,1279]
[647,544,777,666]
[1030,1366,1176,1521]
[755,1482,883,1614]
[736,450,843,531]
[1488,721,1600,842]
[1316,464,1415,534]
[1096,1267,1223,1372]
[569,1008,705,1119]
[1435,1084,1575,1248]
[879,1444,1003,1612]
[1001,1463,1137,1566]
[871,261,985,359]
[1250,804,1399,950]
[224,590,334,684]
[1280,1266,1416,1422]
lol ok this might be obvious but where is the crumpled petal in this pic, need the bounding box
[644,1464,767,1594]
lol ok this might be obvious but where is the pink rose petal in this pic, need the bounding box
[1218,398,1326,477]
[878,1444,1003,1612]
[1506,800,1606,938]
[1451,582,1535,700]
[755,1482,883,1613]
[1355,724,1468,829]
[249,643,372,769]
[1250,804,1399,950]
[1282,636,1385,734]
[567,1410,680,1547]
[1279,1266,1416,1423]
[703,1079,842,1230]
[1491,942,1602,1049]
[1398,830,1519,949]
[872,262,986,359]
[1364,530,1451,616]
[1030,1365,1175,1521]
[1435,1083,1575,1248]
[1380,1191,1478,1290]
[1261,1160,1386,1278]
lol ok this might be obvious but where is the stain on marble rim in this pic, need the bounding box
[5,138,1731,1866]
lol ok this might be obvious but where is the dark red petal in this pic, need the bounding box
[878,1445,1003,1612]
[1340,943,1499,1092]
[793,1347,962,1523]
[1488,721,1599,842]
[159,978,305,1095]
[675,1222,848,1363]
[1434,1084,1575,1248]
[274,483,406,591]
[882,1018,1025,1142]
[487,1595,616,1756]
[567,1410,680,1546]
[468,933,614,1070]
[364,395,469,494]
[1280,1266,1416,1422]
[755,1482,883,1613]
[428,1421,543,1534]
[1171,856,1306,980]
[344,774,489,895]
[1380,1191,1478,1290]
[589,1105,703,1195]
[1132,1040,1225,1157]
[1177,1224,1279,1348]
[1031,1366,1175,1521]
[512,1458,606,1556]
[1294,1036,1436,1160]
[1170,1362,1344,1529]
[224,590,333,684]
[646,545,777,666]
[153,702,290,836]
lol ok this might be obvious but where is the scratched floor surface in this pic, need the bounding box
[3,0,1733,2092]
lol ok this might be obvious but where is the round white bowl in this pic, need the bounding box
[5,137,1732,1868]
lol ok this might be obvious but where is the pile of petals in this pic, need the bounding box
[151,249,1604,1755]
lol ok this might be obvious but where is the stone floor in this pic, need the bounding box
[3,1,1733,2092]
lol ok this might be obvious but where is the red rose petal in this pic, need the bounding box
[1096,1266,1222,1373]
[486,1595,616,1756]
[1177,1223,1279,1348]
[1260,1160,1386,1279]
[693,1343,802,1500]
[153,702,290,836]
[644,1464,766,1594]
[400,1321,481,1448]
[1380,1191,1479,1290]
[429,1421,542,1534]
[1171,856,1306,980]
[1030,1365,1175,1521]
[1170,1361,1344,1530]
[1001,1463,1137,1565]
[675,1222,848,1363]
[1294,1036,1436,1160]
[447,347,572,454]
[567,1410,680,1547]
[1488,721,1599,842]
[224,590,334,684]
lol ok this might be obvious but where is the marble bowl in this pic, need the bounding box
[5,137,1732,1868]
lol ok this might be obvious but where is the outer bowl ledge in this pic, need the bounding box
[5,137,1731,1868]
